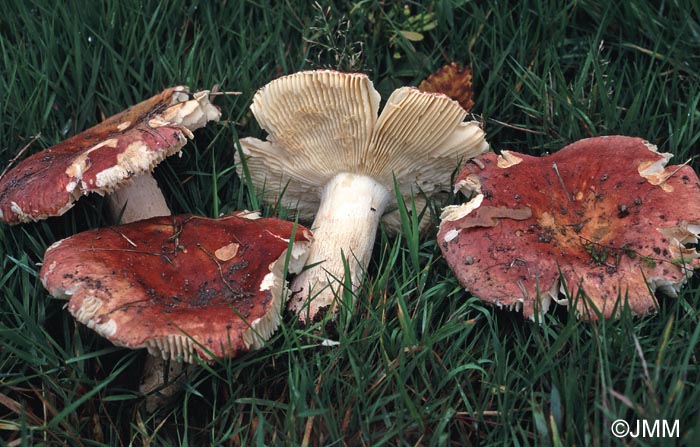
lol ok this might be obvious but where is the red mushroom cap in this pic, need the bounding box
[438,136,700,319]
[0,87,219,224]
[40,212,312,362]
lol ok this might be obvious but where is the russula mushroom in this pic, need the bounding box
[438,136,700,320]
[0,86,220,225]
[40,212,312,362]
[235,70,489,322]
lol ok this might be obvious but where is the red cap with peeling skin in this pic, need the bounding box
[438,136,700,320]
[40,213,312,362]
[0,87,220,224]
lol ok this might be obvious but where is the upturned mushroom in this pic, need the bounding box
[40,212,312,406]
[235,70,489,322]
[0,86,220,225]
[438,136,700,320]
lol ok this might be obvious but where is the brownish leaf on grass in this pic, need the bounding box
[418,62,474,112]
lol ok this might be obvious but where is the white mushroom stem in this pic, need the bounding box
[106,174,171,223]
[288,172,391,322]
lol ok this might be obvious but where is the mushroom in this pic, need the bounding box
[40,212,312,406]
[1,87,220,409]
[235,70,489,322]
[438,136,700,320]
[0,86,220,225]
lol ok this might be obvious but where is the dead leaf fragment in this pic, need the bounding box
[418,62,474,112]
[458,206,532,229]
[215,242,240,261]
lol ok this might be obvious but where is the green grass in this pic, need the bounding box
[2,0,700,445]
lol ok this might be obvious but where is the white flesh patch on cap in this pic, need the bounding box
[65,139,119,192]
[443,228,460,243]
[641,139,660,153]
[245,238,310,350]
[235,210,262,220]
[637,147,675,192]
[41,260,58,287]
[453,173,482,197]
[94,140,180,189]
[439,193,484,223]
[163,90,222,131]
[64,89,219,207]
[10,202,24,218]
[72,295,104,319]
[171,88,190,103]
[497,150,523,168]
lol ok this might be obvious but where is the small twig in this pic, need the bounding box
[196,243,239,296]
[0,134,42,182]
[166,216,194,246]
[661,157,693,185]
[508,258,531,275]
[110,229,137,247]
[551,162,573,203]
[208,84,242,96]
[207,91,242,96]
